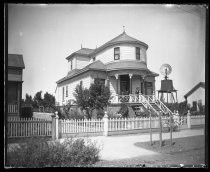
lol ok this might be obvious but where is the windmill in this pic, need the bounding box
[158,64,178,103]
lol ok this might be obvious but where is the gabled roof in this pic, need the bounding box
[66,48,95,60]
[56,60,106,84]
[184,82,205,98]
[8,54,25,69]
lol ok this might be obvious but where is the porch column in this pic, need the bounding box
[115,74,119,94]
[129,74,133,94]
[142,75,146,95]
[17,82,21,115]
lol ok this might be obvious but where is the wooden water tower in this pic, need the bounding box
[158,64,178,103]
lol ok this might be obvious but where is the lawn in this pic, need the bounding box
[93,135,206,167]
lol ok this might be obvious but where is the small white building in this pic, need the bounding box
[184,82,205,111]
[55,31,159,106]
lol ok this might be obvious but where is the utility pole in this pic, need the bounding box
[159,112,162,147]
[170,113,173,146]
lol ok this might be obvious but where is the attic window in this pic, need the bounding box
[114,47,120,60]
[136,47,140,60]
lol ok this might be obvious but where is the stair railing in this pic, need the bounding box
[139,94,159,115]
[155,98,175,116]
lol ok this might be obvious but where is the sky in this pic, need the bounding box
[8,4,206,102]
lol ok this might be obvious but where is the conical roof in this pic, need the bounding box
[91,31,148,56]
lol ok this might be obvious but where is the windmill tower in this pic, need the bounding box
[158,64,178,103]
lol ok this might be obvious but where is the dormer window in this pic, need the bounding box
[136,47,140,60]
[114,47,120,60]
[93,57,96,61]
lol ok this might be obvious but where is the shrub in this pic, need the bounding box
[118,103,129,118]
[20,106,33,118]
[7,137,100,167]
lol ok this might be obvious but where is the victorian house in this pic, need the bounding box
[56,31,161,111]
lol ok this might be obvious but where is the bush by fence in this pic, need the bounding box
[7,137,101,167]
[20,107,33,118]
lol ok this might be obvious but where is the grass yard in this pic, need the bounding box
[93,135,206,167]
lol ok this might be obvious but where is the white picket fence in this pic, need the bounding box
[7,117,52,138]
[7,114,205,139]
[61,119,104,133]
[108,117,169,131]
[190,115,205,126]
[8,104,18,114]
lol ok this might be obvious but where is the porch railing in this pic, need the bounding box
[8,104,19,114]
[110,94,156,104]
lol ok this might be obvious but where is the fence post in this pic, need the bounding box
[103,111,109,136]
[51,111,59,140]
[187,110,191,129]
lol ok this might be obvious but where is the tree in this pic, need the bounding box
[73,83,91,119]
[24,93,33,107]
[73,80,111,119]
[89,79,111,111]
[43,92,55,109]
[33,91,43,108]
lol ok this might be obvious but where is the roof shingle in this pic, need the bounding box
[8,54,25,68]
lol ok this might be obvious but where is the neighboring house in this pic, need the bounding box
[56,31,159,106]
[8,54,25,116]
[184,82,205,111]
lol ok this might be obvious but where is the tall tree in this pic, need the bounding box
[89,79,111,111]
[24,93,33,106]
[73,80,111,119]
[33,91,43,108]
[43,92,55,108]
[73,83,91,119]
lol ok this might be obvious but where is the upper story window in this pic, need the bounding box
[136,47,140,60]
[66,85,68,97]
[114,47,120,60]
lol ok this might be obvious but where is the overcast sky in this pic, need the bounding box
[8,4,206,102]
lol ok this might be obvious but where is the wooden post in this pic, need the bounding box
[129,74,133,94]
[170,114,173,146]
[149,110,152,145]
[159,112,162,147]
[187,110,191,129]
[51,111,59,140]
[103,111,109,136]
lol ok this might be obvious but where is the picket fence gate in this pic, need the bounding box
[7,117,52,138]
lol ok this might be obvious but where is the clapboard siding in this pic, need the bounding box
[76,56,91,69]
[95,45,147,64]
[121,46,135,60]
[57,76,91,105]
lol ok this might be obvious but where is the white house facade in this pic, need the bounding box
[56,31,159,106]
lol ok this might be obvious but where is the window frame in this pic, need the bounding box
[114,47,120,60]
[136,47,140,60]
[62,87,65,102]
[66,85,68,97]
